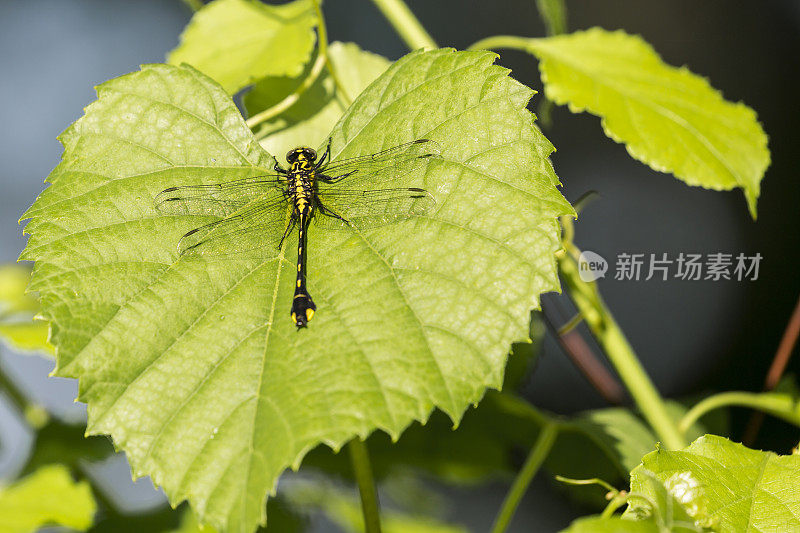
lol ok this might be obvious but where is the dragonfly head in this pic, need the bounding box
[286,147,317,165]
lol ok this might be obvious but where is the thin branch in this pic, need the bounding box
[744,292,800,444]
[764,293,800,390]
[540,304,626,404]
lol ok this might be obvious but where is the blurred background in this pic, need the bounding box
[1,1,798,531]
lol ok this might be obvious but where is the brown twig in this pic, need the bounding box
[541,302,626,405]
[743,293,800,445]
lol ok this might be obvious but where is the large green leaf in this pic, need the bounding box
[0,464,96,533]
[168,0,317,94]
[524,28,770,217]
[245,41,391,158]
[626,435,800,531]
[20,49,572,533]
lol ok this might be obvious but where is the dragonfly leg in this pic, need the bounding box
[274,160,288,174]
[314,138,332,169]
[317,170,355,183]
[277,217,296,250]
[316,202,352,227]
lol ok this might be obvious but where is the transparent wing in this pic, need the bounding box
[316,139,440,229]
[177,195,291,257]
[320,139,441,186]
[155,174,285,218]
[314,187,435,230]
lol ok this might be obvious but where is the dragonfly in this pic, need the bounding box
[155,138,439,328]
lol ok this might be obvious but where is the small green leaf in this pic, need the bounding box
[22,420,114,476]
[0,264,52,355]
[0,264,39,316]
[21,49,572,533]
[0,465,96,533]
[625,467,713,531]
[525,28,770,217]
[626,435,800,531]
[168,0,318,94]
[246,42,390,157]
[546,400,719,512]
[0,322,50,354]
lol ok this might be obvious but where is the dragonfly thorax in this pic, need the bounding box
[289,172,315,215]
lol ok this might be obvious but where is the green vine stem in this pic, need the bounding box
[558,220,686,450]
[245,53,325,130]
[369,0,437,51]
[348,438,382,533]
[467,35,538,53]
[679,391,800,434]
[490,421,558,533]
[246,0,350,130]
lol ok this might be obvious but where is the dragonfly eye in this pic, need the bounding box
[286,147,317,164]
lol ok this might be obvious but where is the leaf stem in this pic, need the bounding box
[679,391,800,434]
[0,361,30,413]
[348,438,382,533]
[490,421,558,533]
[181,0,204,12]
[368,0,437,51]
[558,221,686,450]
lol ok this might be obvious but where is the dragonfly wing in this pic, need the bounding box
[320,139,441,189]
[314,187,435,230]
[155,175,285,218]
[315,139,440,230]
[177,195,291,257]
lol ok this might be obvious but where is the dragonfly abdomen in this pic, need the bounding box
[290,211,316,328]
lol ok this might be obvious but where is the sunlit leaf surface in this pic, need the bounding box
[21,50,572,532]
